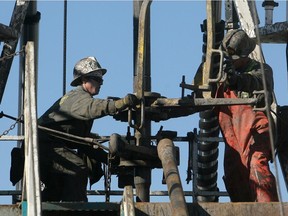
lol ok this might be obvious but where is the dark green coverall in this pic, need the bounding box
[38,86,118,202]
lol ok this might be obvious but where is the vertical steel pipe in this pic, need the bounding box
[17,0,40,204]
[157,138,188,216]
[262,0,279,25]
[19,1,40,142]
[24,41,42,216]
[121,186,135,216]
[133,0,152,202]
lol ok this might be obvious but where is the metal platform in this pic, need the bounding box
[1,202,288,216]
[136,202,288,216]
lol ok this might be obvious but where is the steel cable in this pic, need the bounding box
[63,0,67,95]
[251,1,284,215]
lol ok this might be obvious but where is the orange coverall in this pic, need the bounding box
[216,85,278,202]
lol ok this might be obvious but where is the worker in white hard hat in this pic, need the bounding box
[36,56,139,201]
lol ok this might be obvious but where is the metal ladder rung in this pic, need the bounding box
[0,0,30,103]
[0,23,17,41]
[0,135,24,141]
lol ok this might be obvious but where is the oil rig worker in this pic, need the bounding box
[215,29,279,202]
[37,56,138,202]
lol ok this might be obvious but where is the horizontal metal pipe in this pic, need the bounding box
[0,135,24,141]
[0,189,229,197]
[38,125,109,151]
[151,97,257,107]
[109,133,158,160]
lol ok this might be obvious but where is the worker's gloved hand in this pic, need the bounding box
[223,60,233,73]
[226,73,238,89]
[223,62,238,90]
[115,94,139,111]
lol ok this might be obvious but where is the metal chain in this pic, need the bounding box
[104,154,112,202]
[0,114,23,138]
[0,46,25,62]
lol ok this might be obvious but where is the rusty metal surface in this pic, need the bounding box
[109,133,159,160]
[157,138,189,216]
[135,202,173,216]
[259,21,288,43]
[121,186,135,216]
[151,97,258,107]
[42,202,120,212]
[0,23,17,41]
[24,42,42,215]
[0,0,30,103]
[133,0,153,202]
[135,202,288,216]
[0,205,21,216]
[2,202,287,216]
[201,0,216,95]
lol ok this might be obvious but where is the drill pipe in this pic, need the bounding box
[157,138,188,216]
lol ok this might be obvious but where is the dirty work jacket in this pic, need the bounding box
[215,59,278,202]
[38,85,117,138]
[38,86,118,185]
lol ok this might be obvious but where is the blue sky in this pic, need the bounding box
[0,0,287,204]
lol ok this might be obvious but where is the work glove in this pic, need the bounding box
[115,94,139,111]
[226,73,239,89]
[223,62,238,90]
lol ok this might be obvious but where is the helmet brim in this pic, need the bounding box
[70,68,107,86]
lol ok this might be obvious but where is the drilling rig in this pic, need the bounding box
[0,0,287,215]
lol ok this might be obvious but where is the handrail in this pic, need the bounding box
[0,189,229,197]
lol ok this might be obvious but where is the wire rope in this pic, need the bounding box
[251,1,284,215]
[63,0,68,95]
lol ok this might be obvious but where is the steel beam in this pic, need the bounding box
[133,0,152,202]
[23,42,42,216]
[0,0,30,103]
[0,24,17,41]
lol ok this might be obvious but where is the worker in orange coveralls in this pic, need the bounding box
[215,29,279,202]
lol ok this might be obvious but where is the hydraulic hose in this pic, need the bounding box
[196,19,225,202]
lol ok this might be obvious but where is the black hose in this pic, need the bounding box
[196,20,224,202]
